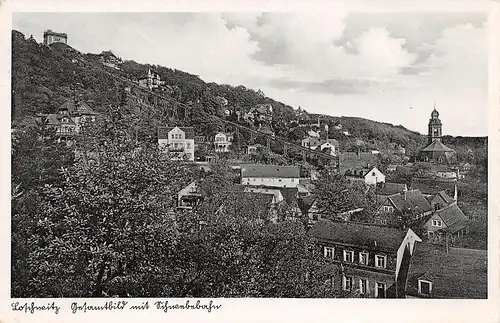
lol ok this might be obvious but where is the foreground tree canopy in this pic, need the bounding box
[12,108,342,298]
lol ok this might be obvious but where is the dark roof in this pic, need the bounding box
[396,165,411,174]
[435,203,468,232]
[377,182,408,196]
[279,187,299,204]
[58,100,97,116]
[298,194,316,213]
[241,165,300,178]
[38,113,76,125]
[406,242,487,298]
[386,190,432,214]
[310,220,407,253]
[340,152,378,174]
[421,140,455,152]
[435,190,455,205]
[157,126,195,139]
[410,179,456,196]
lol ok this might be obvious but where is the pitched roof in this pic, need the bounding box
[279,187,299,204]
[241,165,300,178]
[310,220,407,253]
[405,243,487,298]
[386,189,432,214]
[377,182,408,196]
[421,140,455,152]
[435,190,455,205]
[157,126,195,139]
[58,100,97,115]
[435,203,468,231]
[38,113,76,125]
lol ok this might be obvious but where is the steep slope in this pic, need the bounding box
[11,29,486,162]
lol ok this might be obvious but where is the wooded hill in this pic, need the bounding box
[11,30,486,162]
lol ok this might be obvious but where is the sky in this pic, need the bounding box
[12,9,489,136]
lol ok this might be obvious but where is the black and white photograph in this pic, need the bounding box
[3,0,499,321]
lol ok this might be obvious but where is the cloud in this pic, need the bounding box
[12,12,487,136]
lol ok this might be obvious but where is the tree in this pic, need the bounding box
[312,170,374,219]
[12,108,196,297]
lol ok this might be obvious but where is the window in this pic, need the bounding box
[323,246,334,259]
[432,220,443,227]
[171,134,174,139]
[375,255,386,268]
[253,178,256,182]
[291,179,295,182]
[428,231,434,238]
[186,143,191,149]
[343,250,354,262]
[278,179,282,182]
[359,251,369,265]
[375,282,386,298]
[418,280,432,295]
[343,276,354,291]
[372,172,376,176]
[359,279,369,295]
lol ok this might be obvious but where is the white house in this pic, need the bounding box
[318,142,337,156]
[214,132,233,153]
[241,165,300,188]
[307,129,320,138]
[363,166,386,185]
[157,126,195,161]
[345,166,385,185]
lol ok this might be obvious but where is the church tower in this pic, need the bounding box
[428,107,442,144]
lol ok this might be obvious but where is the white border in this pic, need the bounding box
[1,1,499,322]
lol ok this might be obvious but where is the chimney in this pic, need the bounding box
[454,184,458,202]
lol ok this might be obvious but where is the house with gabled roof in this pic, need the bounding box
[240,164,300,188]
[177,181,204,210]
[424,203,469,243]
[376,182,408,196]
[405,242,486,298]
[311,220,422,298]
[376,189,433,225]
[157,126,195,161]
[429,188,456,211]
[345,166,385,186]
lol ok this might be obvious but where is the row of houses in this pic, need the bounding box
[174,162,484,299]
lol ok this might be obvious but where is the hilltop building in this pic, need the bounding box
[43,30,67,46]
[418,108,456,164]
[138,68,165,90]
[157,126,195,161]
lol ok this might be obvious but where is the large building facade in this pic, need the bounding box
[43,30,68,46]
[418,108,456,164]
[157,126,195,161]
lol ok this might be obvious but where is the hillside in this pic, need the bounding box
[11,29,486,163]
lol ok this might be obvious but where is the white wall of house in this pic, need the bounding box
[158,127,194,161]
[214,132,232,152]
[364,167,386,185]
[319,142,336,154]
[241,177,299,188]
